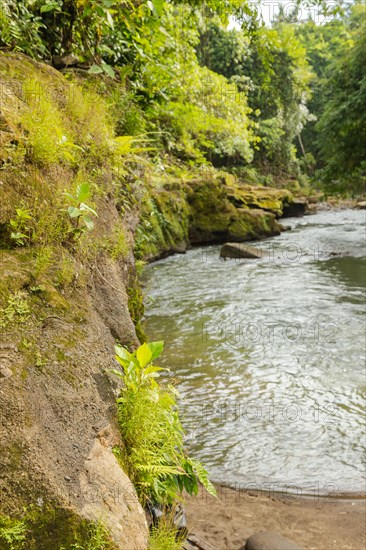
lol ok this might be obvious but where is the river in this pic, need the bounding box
[141,209,366,496]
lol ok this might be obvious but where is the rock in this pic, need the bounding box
[226,184,293,218]
[228,209,281,242]
[0,366,12,379]
[220,242,265,260]
[243,531,304,550]
[173,240,188,254]
[355,201,366,209]
[279,223,292,231]
[282,198,308,217]
[52,54,79,69]
[80,425,148,548]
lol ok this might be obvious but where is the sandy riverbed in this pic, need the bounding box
[185,485,366,550]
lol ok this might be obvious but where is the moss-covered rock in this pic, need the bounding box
[226,183,293,218]
[186,175,283,246]
[187,177,236,243]
[135,171,295,259]
[135,184,191,261]
[229,209,281,241]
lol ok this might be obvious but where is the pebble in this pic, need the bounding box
[0,367,12,379]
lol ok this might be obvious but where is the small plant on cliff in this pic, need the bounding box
[0,291,30,328]
[9,208,32,246]
[65,183,98,238]
[113,341,216,506]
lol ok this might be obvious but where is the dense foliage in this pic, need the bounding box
[296,2,366,192]
[1,0,364,192]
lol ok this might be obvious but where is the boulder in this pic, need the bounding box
[242,531,304,550]
[282,198,308,217]
[220,242,265,260]
[228,209,281,242]
[355,201,366,209]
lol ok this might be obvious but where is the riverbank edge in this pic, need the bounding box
[185,483,366,550]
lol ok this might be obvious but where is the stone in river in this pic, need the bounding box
[220,242,265,260]
[242,531,304,550]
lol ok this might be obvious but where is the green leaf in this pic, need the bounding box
[136,342,153,367]
[68,206,81,218]
[110,368,125,379]
[147,341,164,361]
[115,345,131,366]
[119,65,133,80]
[83,216,94,231]
[76,183,90,202]
[106,9,114,29]
[79,203,98,217]
[10,232,27,244]
[101,61,115,79]
[143,365,167,377]
[89,64,104,75]
[189,458,217,497]
[16,209,31,219]
[40,2,60,13]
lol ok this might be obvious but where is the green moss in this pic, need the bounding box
[4,442,25,471]
[0,516,27,550]
[0,507,117,550]
[36,284,69,310]
[228,209,281,241]
[127,281,146,343]
[188,178,235,241]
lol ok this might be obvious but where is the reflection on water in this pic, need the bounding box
[142,209,366,493]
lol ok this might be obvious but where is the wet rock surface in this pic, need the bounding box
[220,242,266,259]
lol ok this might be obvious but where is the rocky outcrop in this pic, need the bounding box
[186,178,282,246]
[226,183,293,218]
[0,245,148,549]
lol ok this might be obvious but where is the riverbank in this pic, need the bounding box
[185,485,366,550]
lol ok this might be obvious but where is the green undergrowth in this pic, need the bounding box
[148,516,185,550]
[127,279,146,343]
[0,53,141,267]
[0,508,116,550]
[112,341,216,506]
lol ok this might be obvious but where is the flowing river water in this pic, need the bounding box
[141,209,366,496]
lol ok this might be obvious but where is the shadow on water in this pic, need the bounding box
[317,256,366,294]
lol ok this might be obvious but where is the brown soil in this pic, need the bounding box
[186,485,366,550]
